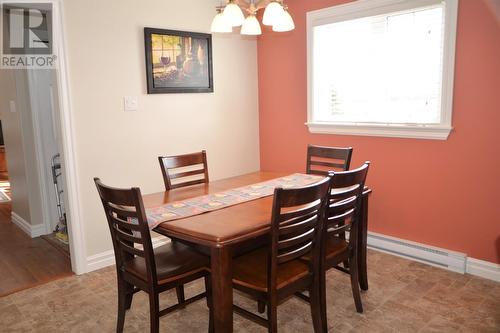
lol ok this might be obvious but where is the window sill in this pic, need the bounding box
[305,122,452,140]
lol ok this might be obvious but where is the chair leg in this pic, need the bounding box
[310,279,326,333]
[349,253,363,313]
[204,276,214,333]
[125,289,134,310]
[116,279,127,333]
[267,298,278,333]
[149,293,160,333]
[319,270,328,333]
[175,285,186,305]
[257,300,266,313]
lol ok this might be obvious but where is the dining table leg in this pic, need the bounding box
[358,189,371,291]
[211,246,233,333]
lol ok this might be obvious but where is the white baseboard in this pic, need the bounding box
[11,212,46,238]
[85,231,500,283]
[466,257,500,282]
[86,236,170,273]
[367,231,500,282]
[367,231,467,273]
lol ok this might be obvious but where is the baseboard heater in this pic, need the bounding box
[366,231,467,274]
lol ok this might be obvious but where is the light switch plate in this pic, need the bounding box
[124,96,138,112]
[9,100,16,113]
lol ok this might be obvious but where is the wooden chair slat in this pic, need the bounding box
[108,205,139,219]
[328,207,356,225]
[310,160,346,169]
[278,228,315,251]
[114,226,143,244]
[279,214,318,236]
[327,221,352,235]
[277,241,314,264]
[119,241,145,257]
[278,203,321,223]
[158,151,209,191]
[170,179,206,189]
[169,168,205,180]
[329,197,357,214]
[110,215,143,232]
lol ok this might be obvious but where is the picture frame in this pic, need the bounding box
[144,28,214,94]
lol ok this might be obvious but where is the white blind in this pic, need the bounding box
[313,5,445,125]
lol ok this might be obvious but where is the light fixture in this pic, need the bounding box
[262,1,285,26]
[211,0,294,35]
[211,9,233,33]
[223,0,245,27]
[272,6,295,32]
[241,14,262,35]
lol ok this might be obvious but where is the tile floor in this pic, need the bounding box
[1,250,499,332]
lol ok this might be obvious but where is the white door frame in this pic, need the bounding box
[52,0,87,274]
[10,0,87,274]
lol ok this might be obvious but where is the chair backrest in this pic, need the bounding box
[326,163,370,250]
[268,176,331,290]
[306,144,353,175]
[94,178,157,284]
[158,150,209,190]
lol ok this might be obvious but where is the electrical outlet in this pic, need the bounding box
[124,96,138,112]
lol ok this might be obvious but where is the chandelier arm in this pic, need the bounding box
[233,0,274,11]
[255,0,273,10]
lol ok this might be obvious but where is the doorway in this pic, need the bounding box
[0,0,85,295]
[0,68,73,296]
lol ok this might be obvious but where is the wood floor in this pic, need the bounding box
[0,202,73,297]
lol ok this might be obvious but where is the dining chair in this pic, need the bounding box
[94,178,212,333]
[299,163,369,330]
[306,144,353,174]
[158,150,210,303]
[231,176,331,333]
[305,144,354,273]
[158,150,209,190]
[323,163,370,314]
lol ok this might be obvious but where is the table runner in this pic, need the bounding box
[146,173,324,229]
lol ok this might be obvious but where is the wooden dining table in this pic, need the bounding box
[144,171,372,333]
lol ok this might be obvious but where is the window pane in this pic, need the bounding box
[313,6,444,124]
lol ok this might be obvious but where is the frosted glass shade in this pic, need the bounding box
[272,10,295,32]
[241,15,262,35]
[223,2,245,27]
[263,1,285,26]
[211,12,232,33]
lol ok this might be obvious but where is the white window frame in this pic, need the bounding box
[306,0,459,140]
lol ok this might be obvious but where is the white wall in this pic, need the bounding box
[14,70,45,228]
[62,0,260,258]
[0,70,32,223]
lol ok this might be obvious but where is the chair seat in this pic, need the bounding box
[124,241,209,284]
[324,235,348,259]
[302,235,348,261]
[232,247,311,292]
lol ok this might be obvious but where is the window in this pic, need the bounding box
[307,0,458,140]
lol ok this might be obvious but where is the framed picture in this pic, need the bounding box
[144,28,214,94]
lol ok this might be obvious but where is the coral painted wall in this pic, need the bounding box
[258,0,500,263]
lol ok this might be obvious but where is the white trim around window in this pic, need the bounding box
[306,0,459,140]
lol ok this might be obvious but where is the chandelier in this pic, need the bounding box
[211,0,295,35]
